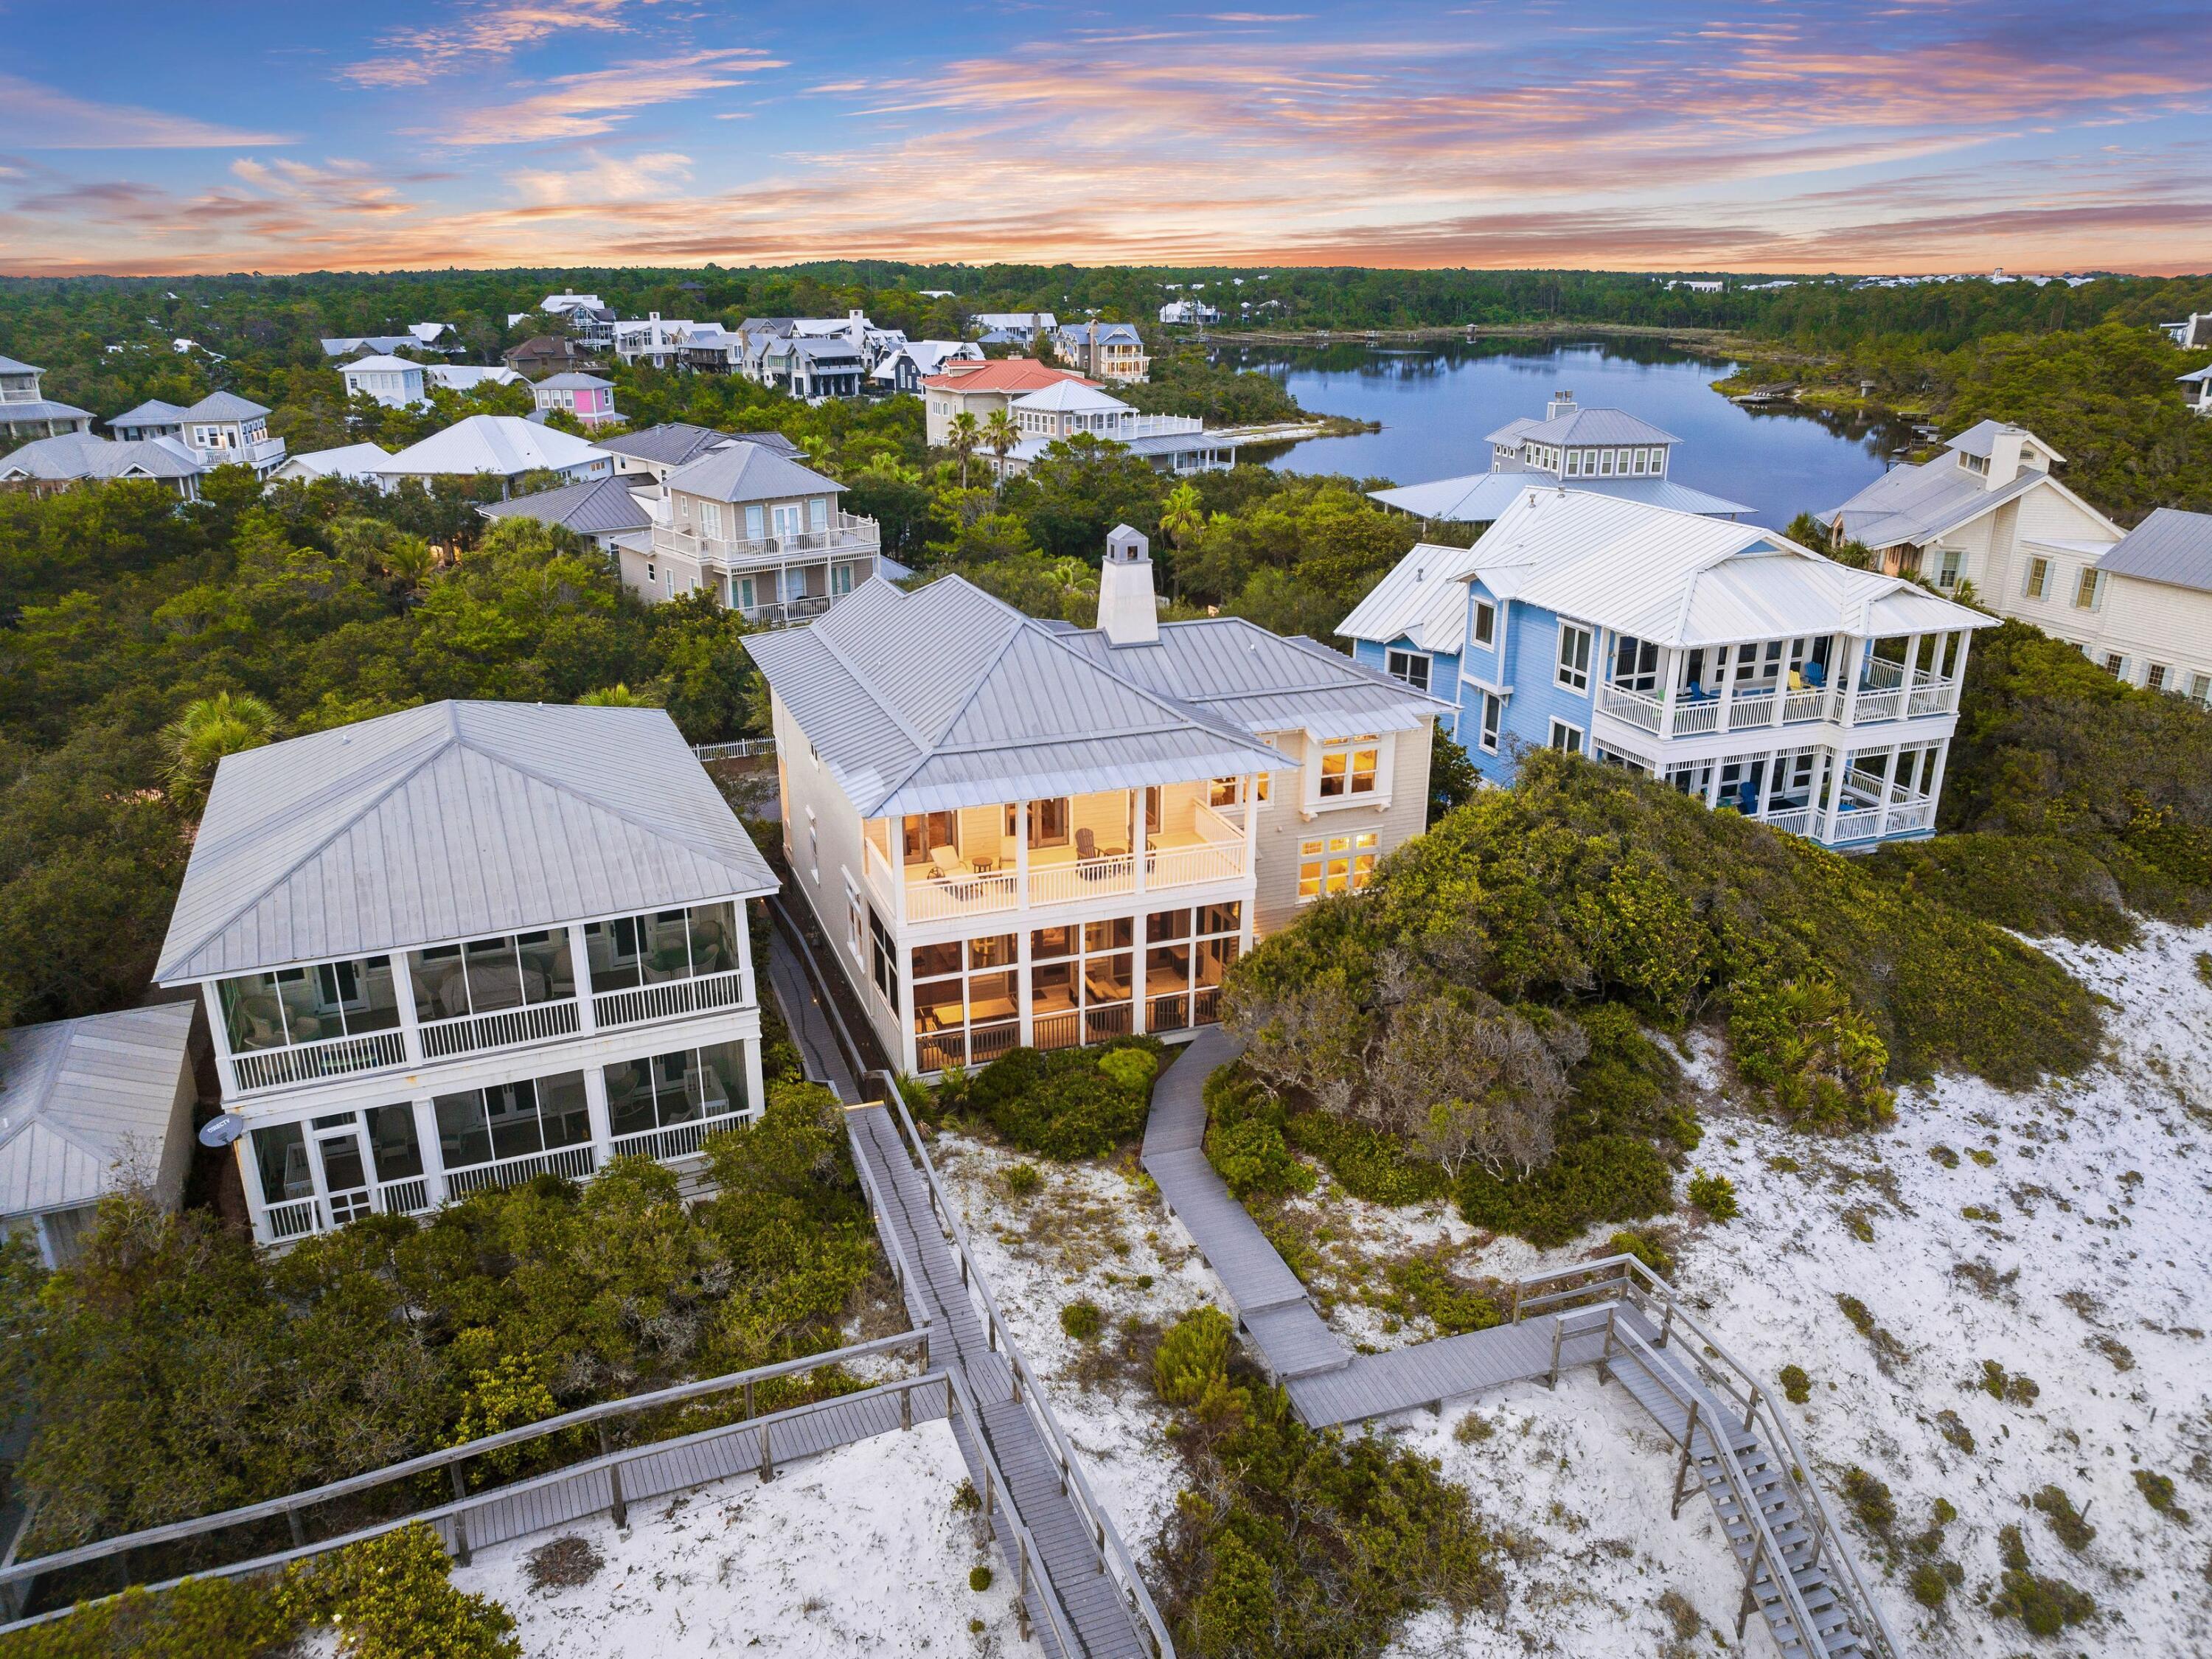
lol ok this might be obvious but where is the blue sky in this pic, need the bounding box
[1,1,2208,276]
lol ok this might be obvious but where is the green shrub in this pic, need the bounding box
[1778,1364,1812,1405]
[1726,975,1893,1132]
[1002,1162,1042,1198]
[1283,1110,1451,1205]
[1373,1255,1503,1337]
[1060,1300,1105,1342]
[961,1040,1163,1159]
[969,1565,993,1593]
[1980,1360,2039,1405]
[2033,1484,2096,1551]
[1207,1116,1315,1200]
[1602,1228,1673,1277]
[1558,1004,1699,1150]
[1458,1135,1673,1246]
[1154,1307,1235,1408]
[1840,1467,1896,1538]
[1935,1411,1975,1454]
[1686,1169,1739,1222]
[1992,1523,2096,1635]
[1868,832,2140,948]
[2134,1468,2190,1522]
[1907,1561,1950,1607]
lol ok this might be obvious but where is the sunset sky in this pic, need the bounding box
[3,0,2208,277]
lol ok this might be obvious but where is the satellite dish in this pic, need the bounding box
[198,1114,246,1149]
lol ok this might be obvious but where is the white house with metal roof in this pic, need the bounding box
[339,353,431,408]
[1053,321,1150,383]
[0,355,94,443]
[1369,391,1752,529]
[0,431,208,499]
[154,701,779,1248]
[100,389,287,476]
[0,1001,198,1267]
[268,442,394,487]
[366,414,613,496]
[1822,420,2126,634]
[997,380,1236,478]
[2070,508,2212,702]
[1347,490,1992,849]
[747,531,1444,1074]
[2180,364,2212,417]
[628,439,883,619]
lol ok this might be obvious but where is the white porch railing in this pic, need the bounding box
[418,998,580,1059]
[232,1028,408,1093]
[1784,686,1832,723]
[1907,679,1959,717]
[1852,686,1906,723]
[611,1108,748,1164]
[906,866,1020,923]
[655,512,880,566]
[1672,698,1719,734]
[1884,799,1936,834]
[593,970,747,1031]
[1027,854,1135,908]
[374,1177,432,1217]
[1598,685,1664,732]
[1145,838,1244,889]
[444,1143,597,1198]
[1762,805,1815,837]
[265,1197,321,1241]
[1726,686,1780,730]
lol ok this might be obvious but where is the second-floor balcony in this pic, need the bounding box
[1595,648,1961,742]
[192,434,287,470]
[653,511,880,568]
[863,783,1253,928]
[214,902,753,1097]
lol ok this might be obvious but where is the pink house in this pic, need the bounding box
[531,372,619,429]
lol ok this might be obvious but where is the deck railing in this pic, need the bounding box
[905,866,1020,923]
[1144,838,1244,889]
[1511,1254,1902,1659]
[611,1107,748,1164]
[1026,853,1135,907]
[372,1177,431,1217]
[443,1142,596,1198]
[867,1072,1176,1658]
[417,998,579,1060]
[232,1028,407,1093]
[0,1329,935,1631]
[592,969,747,1031]
[264,1195,321,1241]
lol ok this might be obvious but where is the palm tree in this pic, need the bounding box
[161,692,279,805]
[947,411,980,489]
[577,684,661,707]
[1157,481,1204,601]
[982,409,1019,487]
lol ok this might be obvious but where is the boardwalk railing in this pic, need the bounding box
[1512,1254,1902,1659]
[0,1329,932,1629]
[866,1067,1177,1658]
[692,737,776,762]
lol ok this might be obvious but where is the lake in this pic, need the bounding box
[1220,338,1916,530]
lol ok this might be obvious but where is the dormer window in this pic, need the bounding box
[1959,452,1989,476]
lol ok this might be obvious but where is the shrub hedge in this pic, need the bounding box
[947,1037,1163,1159]
[1457,1134,1674,1246]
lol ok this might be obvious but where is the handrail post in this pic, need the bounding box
[758,1423,774,1482]
[1671,1399,1700,1520]
[1657,1301,1674,1349]
[1742,1382,1760,1434]
[745,1379,755,1419]
[285,1507,305,1549]
[1015,1548,1032,1643]
[901,1381,913,1433]
[448,1463,471,1565]
[1546,1316,1564,1389]
[1511,1279,1523,1324]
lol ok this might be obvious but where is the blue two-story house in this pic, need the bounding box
[1340,490,1994,849]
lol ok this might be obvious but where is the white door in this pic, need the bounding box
[316,1122,374,1223]
[771,504,804,545]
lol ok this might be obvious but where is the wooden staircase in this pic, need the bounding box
[1518,1267,1899,1659]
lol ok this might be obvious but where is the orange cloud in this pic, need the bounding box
[434,49,787,145]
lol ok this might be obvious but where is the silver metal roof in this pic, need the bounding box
[745,576,1284,818]
[479,473,653,536]
[2096,507,2212,595]
[1826,451,2053,549]
[1371,470,1750,523]
[108,398,188,427]
[1336,540,1490,653]
[0,398,95,427]
[0,1002,195,1217]
[0,355,38,375]
[156,701,776,983]
[1487,406,1678,448]
[0,432,201,481]
[184,390,269,422]
[665,440,844,504]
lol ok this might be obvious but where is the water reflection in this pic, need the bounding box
[1214,338,1920,529]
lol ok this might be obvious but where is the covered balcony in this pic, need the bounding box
[1663,739,1946,849]
[653,509,879,568]
[863,782,1252,928]
[1594,627,1969,742]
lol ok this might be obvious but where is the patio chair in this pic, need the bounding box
[1736,779,1760,815]
[1075,827,1099,870]
[1802,660,1826,689]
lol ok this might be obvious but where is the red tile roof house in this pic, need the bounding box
[921,357,1097,448]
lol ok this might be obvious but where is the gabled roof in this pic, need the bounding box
[278,442,393,481]
[598,422,736,467]
[321,335,415,358]
[371,415,610,479]
[184,389,269,422]
[0,398,94,427]
[2096,507,2212,596]
[1336,540,1490,654]
[339,353,424,375]
[745,576,1284,818]
[1371,471,1751,524]
[1491,406,1678,448]
[0,431,202,481]
[108,398,189,427]
[1944,418,2064,463]
[0,355,39,375]
[1823,445,2104,549]
[922,358,1098,396]
[1458,491,1989,649]
[425,365,521,391]
[536,371,613,390]
[479,473,653,537]
[2178,365,2212,386]
[0,1002,196,1217]
[1054,616,1447,740]
[156,701,776,982]
[1013,379,1129,414]
[665,439,842,504]
[1058,321,1144,346]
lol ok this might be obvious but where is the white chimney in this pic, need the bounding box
[849,307,866,352]
[1099,524,1159,645]
[1547,389,1576,421]
[1986,426,2027,490]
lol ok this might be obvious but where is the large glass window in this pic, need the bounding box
[1318,739,1379,799]
[1298,835,1379,902]
[913,934,1020,1069]
[604,1040,748,1138]
[1031,917,1137,1048]
[1556,624,1593,692]
[582,902,737,994]
[1385,650,1430,692]
[1144,904,1241,1032]
[869,907,899,1007]
[434,1073,590,1170]
[412,933,575,1023]
[219,956,401,1053]
[365,1103,425,1183]
[252,1121,313,1203]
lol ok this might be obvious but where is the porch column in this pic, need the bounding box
[1948,630,1974,711]
[390,950,425,1065]
[1761,747,1783,818]
[1716,646,1737,731]
[1901,632,1924,706]
[1014,801,1031,912]
[568,923,597,1034]
[1658,649,1677,740]
[1924,738,1953,823]
[200,981,239,1099]
[412,1097,448,1208]
[1131,912,1149,1037]
[1130,789,1147,895]
[582,1065,616,1166]
[1874,749,1899,838]
[1838,637,1863,726]
[1242,772,1261,896]
[1819,747,1847,844]
[239,1121,277,1244]
[1703,759,1722,810]
[1017,915,1034,1051]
